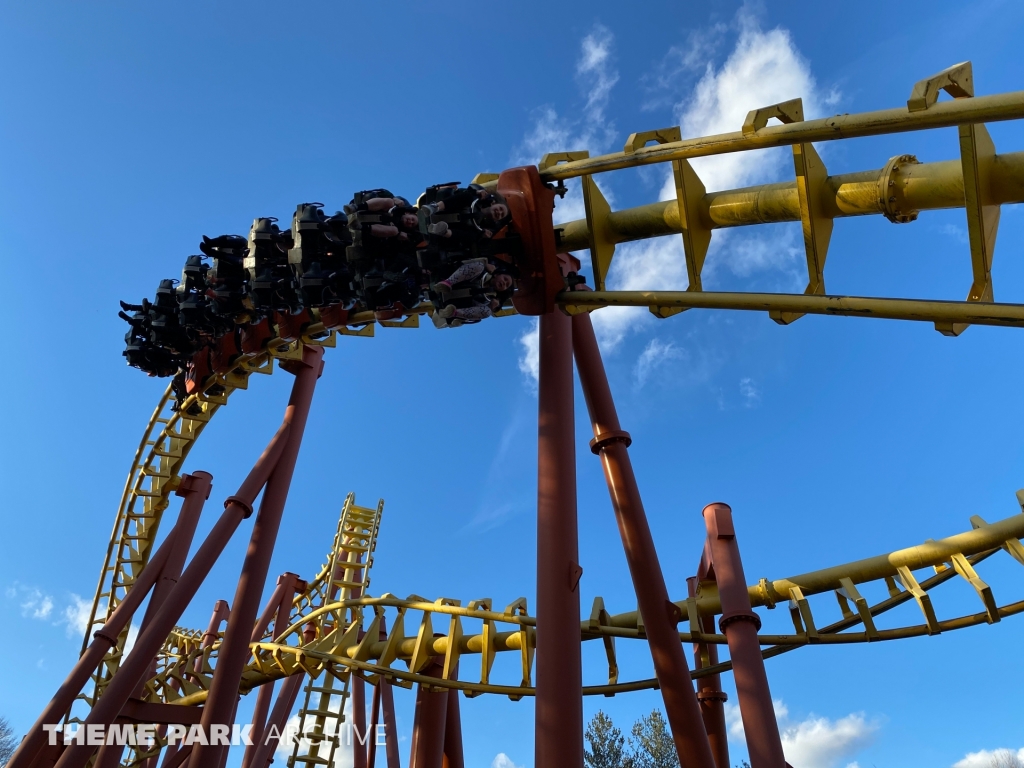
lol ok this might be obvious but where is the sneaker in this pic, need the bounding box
[428,222,449,236]
[439,304,457,318]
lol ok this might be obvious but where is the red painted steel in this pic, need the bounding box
[442,679,465,768]
[687,577,730,768]
[535,308,584,768]
[242,573,303,768]
[352,674,368,768]
[53,388,297,768]
[8,473,211,768]
[408,661,449,768]
[367,679,383,768]
[380,675,401,768]
[572,312,716,768]
[190,344,324,768]
[245,625,315,768]
[701,503,786,768]
[497,166,560,316]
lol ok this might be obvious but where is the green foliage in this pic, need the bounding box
[585,710,629,768]
[629,710,680,768]
[584,708,681,768]
[0,716,16,766]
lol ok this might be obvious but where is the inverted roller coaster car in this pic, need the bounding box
[497,165,561,316]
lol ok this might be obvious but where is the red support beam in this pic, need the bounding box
[367,679,383,768]
[571,311,716,768]
[242,573,304,768]
[409,660,448,768]
[442,681,464,768]
[8,473,211,768]
[701,504,786,768]
[52,383,296,768]
[535,309,584,768]
[352,674,368,768]
[380,676,401,768]
[190,344,324,768]
[687,577,730,768]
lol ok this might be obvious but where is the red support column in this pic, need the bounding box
[701,503,785,768]
[242,573,303,768]
[94,472,216,768]
[380,676,401,768]
[6,524,180,768]
[190,344,324,768]
[572,312,716,768]
[535,308,583,768]
[367,680,383,768]
[246,624,316,768]
[687,577,730,768]
[409,661,448,768]
[53,391,295,768]
[442,684,464,768]
[352,674,368,768]
[9,472,212,768]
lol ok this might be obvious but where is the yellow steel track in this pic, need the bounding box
[83,62,1024,730]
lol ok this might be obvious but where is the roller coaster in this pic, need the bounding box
[11,61,1024,768]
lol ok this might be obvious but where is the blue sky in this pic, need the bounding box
[2,1,1023,767]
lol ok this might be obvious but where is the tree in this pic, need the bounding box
[992,750,1024,768]
[0,716,17,766]
[629,709,679,768]
[585,710,629,768]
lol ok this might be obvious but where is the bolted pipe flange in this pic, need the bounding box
[719,609,762,632]
[589,429,632,455]
[696,690,729,703]
[877,154,921,223]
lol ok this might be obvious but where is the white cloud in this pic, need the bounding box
[492,754,525,768]
[954,748,1024,768]
[587,7,829,347]
[668,7,827,197]
[7,582,56,621]
[634,338,684,387]
[592,235,688,351]
[781,713,877,768]
[514,25,619,228]
[739,377,761,407]
[517,317,540,387]
[64,593,93,638]
[938,222,969,244]
[727,700,878,768]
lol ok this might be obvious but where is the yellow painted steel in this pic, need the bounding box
[79,63,1024,740]
[554,152,1024,249]
[129,506,1024,710]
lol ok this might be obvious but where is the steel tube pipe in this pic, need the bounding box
[687,577,729,768]
[53,415,294,768]
[561,291,1024,329]
[381,677,401,768]
[702,504,785,768]
[539,91,1024,182]
[409,660,449,768]
[190,345,324,768]
[534,309,584,768]
[572,312,715,768]
[6,525,179,768]
[557,151,1024,251]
